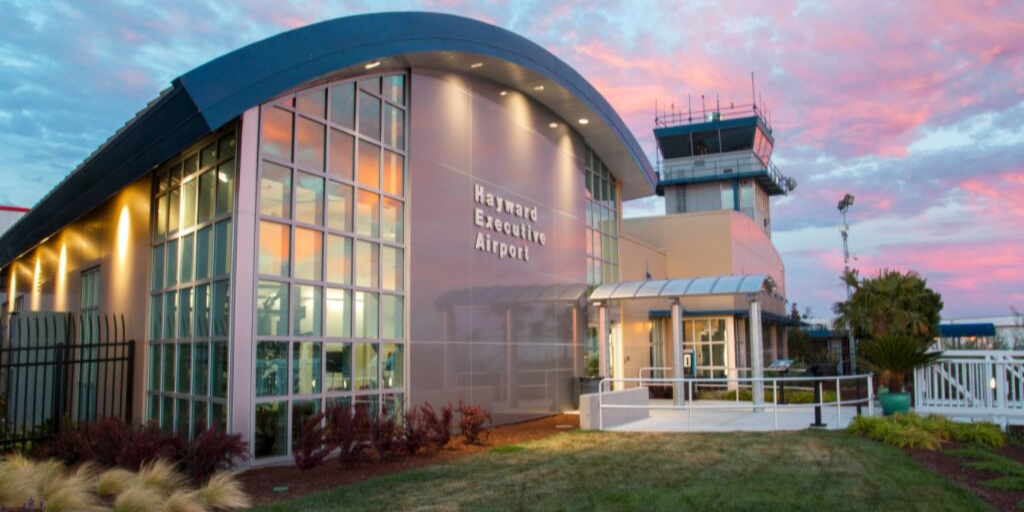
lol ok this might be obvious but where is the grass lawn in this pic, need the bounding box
[248,430,992,512]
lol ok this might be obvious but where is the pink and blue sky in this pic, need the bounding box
[1,1,1021,319]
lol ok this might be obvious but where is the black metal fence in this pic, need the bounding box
[0,313,135,452]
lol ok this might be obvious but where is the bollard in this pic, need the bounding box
[810,382,826,428]
[855,378,863,416]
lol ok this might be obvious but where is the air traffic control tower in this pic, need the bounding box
[654,102,796,236]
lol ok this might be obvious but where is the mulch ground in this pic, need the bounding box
[908,443,1024,512]
[239,413,580,506]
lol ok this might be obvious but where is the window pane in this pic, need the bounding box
[257,280,289,337]
[151,244,164,291]
[325,343,350,392]
[329,129,354,182]
[195,284,210,337]
[163,291,177,340]
[291,400,321,451]
[381,247,403,292]
[256,342,288,397]
[195,226,211,280]
[260,161,292,219]
[198,171,215,223]
[381,295,403,340]
[254,402,287,459]
[261,107,293,161]
[327,182,353,232]
[182,178,197,229]
[161,396,174,431]
[358,91,381,140]
[355,241,379,289]
[149,295,162,341]
[382,151,403,196]
[296,117,325,172]
[168,188,180,234]
[383,104,404,150]
[177,343,191,394]
[178,288,192,338]
[295,172,324,225]
[155,195,167,238]
[357,141,380,189]
[296,88,326,118]
[381,198,403,244]
[162,343,176,392]
[148,344,161,390]
[326,235,352,285]
[180,234,194,283]
[219,132,236,161]
[354,291,378,339]
[326,287,351,338]
[293,342,322,395]
[177,398,190,436]
[182,156,196,179]
[193,401,208,433]
[382,343,403,389]
[355,191,379,238]
[211,341,228,398]
[294,228,323,281]
[383,75,404,105]
[165,240,178,287]
[293,284,322,337]
[211,402,226,427]
[216,160,234,215]
[259,221,290,277]
[212,281,230,337]
[201,143,218,169]
[354,342,378,390]
[329,82,355,130]
[214,220,232,276]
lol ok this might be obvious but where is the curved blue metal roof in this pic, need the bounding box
[0,11,655,269]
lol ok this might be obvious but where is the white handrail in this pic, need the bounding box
[597,374,874,431]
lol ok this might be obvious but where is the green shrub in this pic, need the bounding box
[700,388,838,404]
[847,413,1005,450]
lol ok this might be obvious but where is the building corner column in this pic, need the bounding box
[749,296,765,411]
[671,299,684,406]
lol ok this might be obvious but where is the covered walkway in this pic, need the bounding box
[607,399,861,433]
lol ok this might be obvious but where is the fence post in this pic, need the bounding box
[126,339,136,424]
[810,381,826,428]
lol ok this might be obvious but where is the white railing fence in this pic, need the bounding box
[914,351,1024,428]
[597,374,874,431]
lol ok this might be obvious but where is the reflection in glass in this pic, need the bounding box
[381,295,403,340]
[293,342,322,395]
[198,171,215,223]
[254,402,287,459]
[257,281,289,337]
[260,161,292,219]
[293,284,322,337]
[383,75,405,105]
[296,117,325,172]
[294,228,323,281]
[326,287,351,338]
[354,342,378,390]
[382,151,403,196]
[354,291,378,339]
[327,182,353,232]
[355,191,379,238]
[359,92,381,141]
[357,141,380,189]
[382,343,403,388]
[261,107,293,161]
[329,82,355,130]
[256,342,288,397]
[259,221,290,277]
[325,343,350,392]
[381,198,403,244]
[217,160,234,215]
[355,241,379,289]
[295,172,324,225]
[326,235,352,285]
[329,129,354,181]
[383,104,404,150]
[291,400,321,451]
[381,246,402,292]
[296,88,326,118]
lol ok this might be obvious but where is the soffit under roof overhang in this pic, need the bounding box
[0,12,655,270]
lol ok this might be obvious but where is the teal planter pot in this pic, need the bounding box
[880,392,911,416]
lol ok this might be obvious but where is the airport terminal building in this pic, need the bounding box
[0,12,792,465]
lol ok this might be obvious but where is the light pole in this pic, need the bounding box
[838,194,855,374]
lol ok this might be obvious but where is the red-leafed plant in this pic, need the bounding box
[419,402,454,450]
[368,412,402,462]
[325,404,368,467]
[294,412,330,471]
[46,424,94,465]
[401,407,430,455]
[457,399,492,445]
[183,424,250,483]
[117,422,184,471]
[88,417,134,466]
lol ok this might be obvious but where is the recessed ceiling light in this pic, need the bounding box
[579,118,590,125]
[365,61,381,69]
[470,62,484,69]
[500,91,508,96]
[549,122,558,128]
[534,85,545,91]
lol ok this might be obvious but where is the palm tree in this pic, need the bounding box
[834,269,943,344]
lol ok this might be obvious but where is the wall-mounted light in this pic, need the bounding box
[117,204,131,260]
[549,122,558,128]
[365,61,381,70]
[579,118,590,125]
[533,85,545,91]
[500,91,508,96]
[470,62,483,69]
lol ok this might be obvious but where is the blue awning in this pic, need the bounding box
[939,323,996,338]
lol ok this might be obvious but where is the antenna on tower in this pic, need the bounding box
[751,71,757,109]
[688,94,692,123]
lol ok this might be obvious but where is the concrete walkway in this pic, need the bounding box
[607,400,873,433]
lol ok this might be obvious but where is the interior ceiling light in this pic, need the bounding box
[470,62,484,68]
[365,61,381,69]
[549,122,558,128]
[579,118,590,125]
[500,91,508,96]
[533,85,545,91]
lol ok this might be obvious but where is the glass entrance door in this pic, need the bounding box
[682,318,728,378]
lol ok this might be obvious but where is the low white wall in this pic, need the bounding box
[580,387,650,430]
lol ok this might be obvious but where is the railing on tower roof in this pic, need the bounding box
[655,102,771,132]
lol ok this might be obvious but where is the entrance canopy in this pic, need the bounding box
[590,275,774,302]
